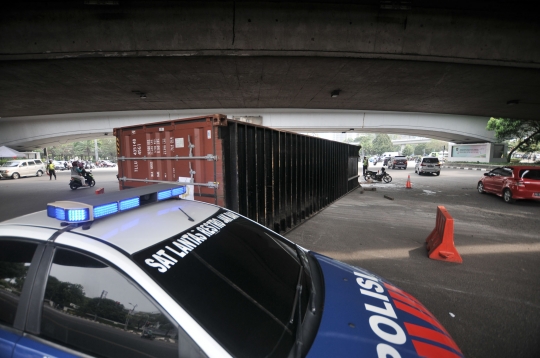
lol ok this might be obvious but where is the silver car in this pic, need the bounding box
[415,157,441,175]
[0,159,45,179]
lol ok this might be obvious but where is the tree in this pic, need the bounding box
[425,139,447,153]
[414,143,427,156]
[487,118,540,162]
[356,134,375,155]
[371,134,394,155]
[0,262,29,291]
[44,276,86,308]
[47,143,74,160]
[402,144,414,157]
[73,141,95,160]
[99,139,117,160]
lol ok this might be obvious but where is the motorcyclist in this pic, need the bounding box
[78,162,91,185]
[70,161,85,185]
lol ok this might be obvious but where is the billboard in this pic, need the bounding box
[451,144,487,158]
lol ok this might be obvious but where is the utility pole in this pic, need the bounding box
[94,290,107,321]
[125,303,137,330]
[94,139,99,162]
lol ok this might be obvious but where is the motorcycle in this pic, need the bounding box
[69,172,95,190]
[364,167,392,183]
[141,329,155,340]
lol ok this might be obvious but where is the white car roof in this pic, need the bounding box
[0,185,220,254]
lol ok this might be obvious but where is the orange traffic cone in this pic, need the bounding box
[406,175,412,189]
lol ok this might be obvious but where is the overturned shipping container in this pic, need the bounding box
[114,114,359,233]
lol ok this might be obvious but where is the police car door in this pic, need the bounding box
[15,232,222,358]
[0,228,58,358]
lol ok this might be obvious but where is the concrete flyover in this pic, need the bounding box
[0,109,495,150]
[1,1,539,148]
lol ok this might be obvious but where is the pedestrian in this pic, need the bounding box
[363,156,369,176]
[47,160,56,180]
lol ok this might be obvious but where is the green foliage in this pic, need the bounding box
[82,297,127,323]
[426,139,447,153]
[47,143,74,160]
[371,134,394,155]
[0,262,29,291]
[356,134,375,154]
[73,141,95,160]
[414,143,427,155]
[402,144,414,157]
[412,140,449,156]
[487,118,540,162]
[45,276,86,307]
[46,138,117,161]
[98,139,117,160]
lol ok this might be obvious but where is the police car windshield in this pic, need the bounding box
[132,209,310,358]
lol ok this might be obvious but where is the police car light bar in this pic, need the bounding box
[47,184,187,224]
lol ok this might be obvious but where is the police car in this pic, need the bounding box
[0,184,463,358]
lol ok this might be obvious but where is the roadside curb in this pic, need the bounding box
[443,166,489,171]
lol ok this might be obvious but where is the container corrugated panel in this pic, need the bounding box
[114,115,359,234]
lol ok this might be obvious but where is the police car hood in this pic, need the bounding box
[307,253,463,358]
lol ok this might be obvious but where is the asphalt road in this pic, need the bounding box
[1,163,539,358]
[286,162,540,358]
[0,167,122,221]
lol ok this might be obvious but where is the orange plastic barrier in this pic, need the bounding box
[95,188,105,195]
[425,206,462,263]
[406,175,412,189]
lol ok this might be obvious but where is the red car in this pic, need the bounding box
[477,166,540,203]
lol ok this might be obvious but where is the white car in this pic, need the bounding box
[0,159,45,179]
[52,160,67,170]
[0,184,463,358]
[415,157,441,176]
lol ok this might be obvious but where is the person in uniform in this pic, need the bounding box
[363,156,369,176]
[47,160,56,180]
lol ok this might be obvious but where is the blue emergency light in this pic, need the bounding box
[119,197,140,211]
[47,184,187,224]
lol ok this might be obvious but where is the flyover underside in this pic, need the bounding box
[1,1,538,151]
[2,55,539,121]
[0,109,494,150]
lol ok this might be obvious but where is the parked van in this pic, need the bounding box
[0,159,45,179]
